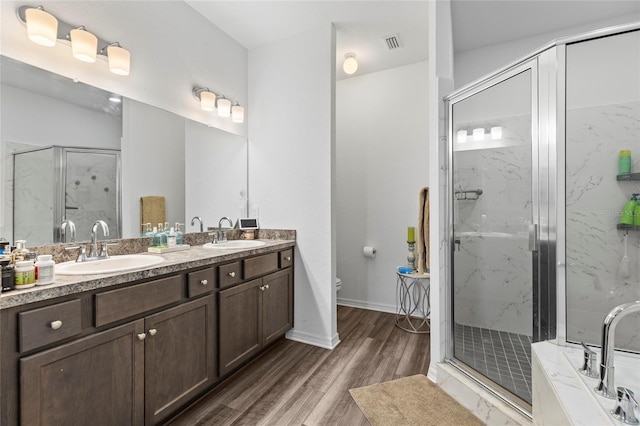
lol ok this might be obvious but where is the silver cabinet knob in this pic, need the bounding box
[148,328,157,336]
[50,320,63,330]
[259,285,265,291]
[228,271,236,278]
[200,279,208,285]
[137,333,146,341]
[285,256,291,261]
[265,284,270,290]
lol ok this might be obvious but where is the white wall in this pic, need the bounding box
[0,0,247,136]
[454,13,640,89]
[121,99,185,237]
[336,61,429,312]
[248,25,338,349]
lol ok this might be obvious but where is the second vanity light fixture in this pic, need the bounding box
[193,87,245,124]
[18,5,131,76]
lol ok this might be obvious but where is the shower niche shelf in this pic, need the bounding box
[616,173,640,181]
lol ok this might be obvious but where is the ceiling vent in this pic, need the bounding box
[383,34,401,50]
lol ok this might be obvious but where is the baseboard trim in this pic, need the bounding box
[337,297,396,314]
[286,329,340,350]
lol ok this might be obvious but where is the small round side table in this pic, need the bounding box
[395,271,430,333]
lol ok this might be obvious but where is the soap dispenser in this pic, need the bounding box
[175,223,184,246]
[621,194,639,226]
[142,223,154,237]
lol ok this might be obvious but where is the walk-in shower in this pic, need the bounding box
[445,24,640,415]
[13,146,121,245]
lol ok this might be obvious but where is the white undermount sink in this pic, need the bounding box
[203,240,266,249]
[56,254,165,275]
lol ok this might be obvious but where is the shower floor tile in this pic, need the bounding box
[454,323,532,403]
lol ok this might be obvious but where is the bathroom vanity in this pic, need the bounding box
[0,239,295,426]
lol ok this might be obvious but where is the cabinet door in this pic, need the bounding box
[144,296,216,425]
[262,268,293,346]
[219,279,262,376]
[20,320,145,426]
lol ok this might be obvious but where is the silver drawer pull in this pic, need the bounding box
[137,333,146,341]
[228,271,236,278]
[50,320,63,330]
[265,284,270,290]
[200,279,208,285]
[148,328,157,336]
[285,256,291,261]
[259,285,265,291]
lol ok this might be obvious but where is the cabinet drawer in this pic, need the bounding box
[95,275,182,327]
[244,253,278,280]
[219,262,242,289]
[19,299,82,353]
[279,249,293,269]
[187,267,216,297]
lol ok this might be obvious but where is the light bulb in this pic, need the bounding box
[217,98,231,117]
[473,128,485,141]
[200,91,216,111]
[490,126,502,140]
[107,44,130,76]
[70,27,97,63]
[343,53,358,75]
[457,130,467,143]
[25,7,58,47]
[232,104,245,123]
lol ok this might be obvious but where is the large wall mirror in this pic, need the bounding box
[1,55,248,245]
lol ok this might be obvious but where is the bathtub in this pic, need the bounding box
[532,341,640,425]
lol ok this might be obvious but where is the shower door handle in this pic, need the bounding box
[528,224,538,252]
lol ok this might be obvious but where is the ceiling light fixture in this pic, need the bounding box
[24,6,57,47]
[231,102,245,123]
[17,5,131,76]
[343,53,358,75]
[217,96,231,118]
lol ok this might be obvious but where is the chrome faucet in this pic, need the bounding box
[217,217,233,243]
[595,300,640,398]
[191,216,203,233]
[88,220,110,259]
[60,219,76,243]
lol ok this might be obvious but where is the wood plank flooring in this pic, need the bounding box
[167,305,431,426]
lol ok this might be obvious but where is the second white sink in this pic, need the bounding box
[203,240,266,249]
[56,254,165,275]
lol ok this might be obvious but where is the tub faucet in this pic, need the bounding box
[60,219,76,243]
[191,216,203,233]
[595,300,640,399]
[88,220,110,259]
[217,217,233,243]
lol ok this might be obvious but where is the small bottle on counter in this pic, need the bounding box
[175,223,184,246]
[11,240,29,263]
[35,254,55,286]
[619,150,631,174]
[14,260,36,289]
[167,227,177,248]
[1,256,15,292]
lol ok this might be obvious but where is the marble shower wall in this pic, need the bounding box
[453,115,532,336]
[566,101,640,352]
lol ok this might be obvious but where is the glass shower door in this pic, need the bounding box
[450,66,536,404]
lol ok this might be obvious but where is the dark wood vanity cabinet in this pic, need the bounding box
[219,253,293,376]
[1,245,293,426]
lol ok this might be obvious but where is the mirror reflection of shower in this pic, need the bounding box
[13,146,121,245]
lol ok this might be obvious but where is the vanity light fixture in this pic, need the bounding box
[217,96,232,118]
[24,6,58,47]
[473,128,485,141]
[193,87,217,111]
[457,130,467,143]
[18,5,131,76]
[192,86,245,123]
[343,53,358,75]
[231,102,245,123]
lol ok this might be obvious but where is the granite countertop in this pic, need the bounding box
[1,239,295,310]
